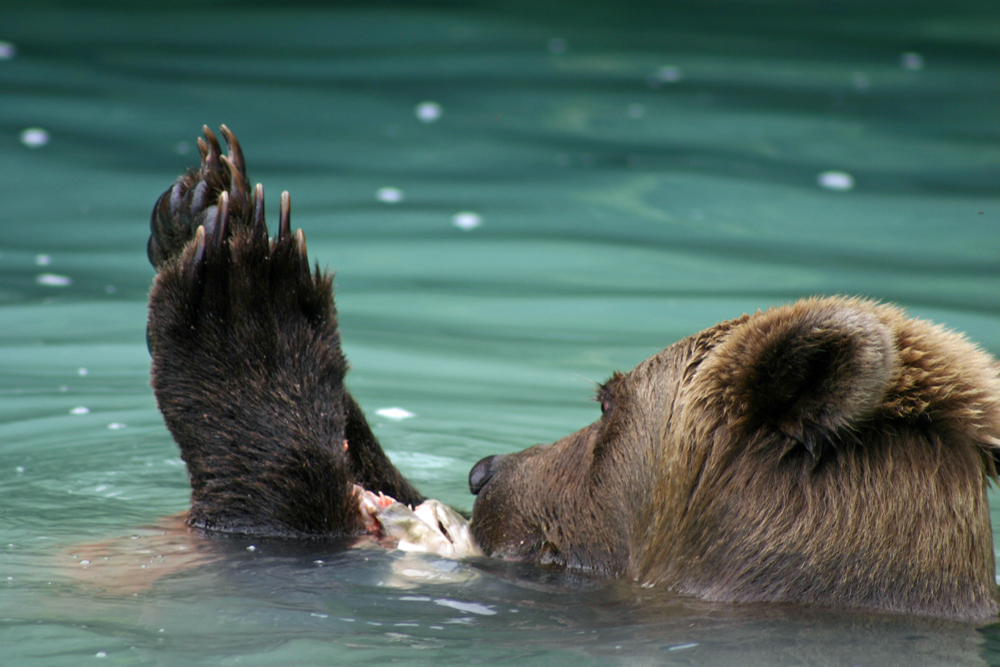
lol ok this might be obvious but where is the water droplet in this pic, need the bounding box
[20,127,49,148]
[70,406,90,415]
[415,101,442,123]
[900,52,924,71]
[548,37,567,55]
[452,211,482,230]
[376,187,404,204]
[35,273,71,287]
[376,407,416,420]
[648,66,683,87]
[817,170,855,191]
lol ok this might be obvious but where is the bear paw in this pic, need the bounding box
[147,125,254,269]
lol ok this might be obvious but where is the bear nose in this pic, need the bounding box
[469,454,503,495]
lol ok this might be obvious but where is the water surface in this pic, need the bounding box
[2,1,1000,664]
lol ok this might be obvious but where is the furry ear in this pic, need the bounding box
[711,298,898,456]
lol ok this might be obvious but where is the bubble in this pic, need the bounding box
[35,254,51,266]
[648,66,683,88]
[20,127,49,148]
[70,407,90,415]
[452,211,482,230]
[376,407,416,421]
[415,101,442,123]
[77,368,89,376]
[35,273,72,287]
[0,41,16,60]
[900,52,924,71]
[376,187,404,204]
[817,171,855,191]
[107,422,126,430]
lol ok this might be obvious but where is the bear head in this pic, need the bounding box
[469,297,1000,620]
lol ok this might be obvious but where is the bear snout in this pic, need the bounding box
[469,454,504,495]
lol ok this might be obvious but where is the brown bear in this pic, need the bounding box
[147,126,1000,622]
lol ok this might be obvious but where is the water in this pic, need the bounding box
[2,0,1000,664]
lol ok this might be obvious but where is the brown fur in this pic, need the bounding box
[147,126,421,539]
[470,297,1000,621]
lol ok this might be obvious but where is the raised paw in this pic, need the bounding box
[146,135,422,537]
[147,125,253,268]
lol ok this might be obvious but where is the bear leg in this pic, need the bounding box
[147,126,421,538]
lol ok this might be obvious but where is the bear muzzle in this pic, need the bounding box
[469,454,505,495]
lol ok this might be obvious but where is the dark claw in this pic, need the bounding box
[192,225,207,267]
[279,191,291,241]
[215,191,230,244]
[190,180,210,214]
[201,125,221,173]
[296,228,309,278]
[169,180,185,211]
[252,183,266,241]
[220,155,240,195]
[219,124,245,181]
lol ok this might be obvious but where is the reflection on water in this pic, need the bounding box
[2,0,999,664]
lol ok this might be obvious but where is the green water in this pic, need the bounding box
[2,1,1000,664]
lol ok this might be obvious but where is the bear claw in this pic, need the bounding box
[149,125,256,268]
[214,191,230,244]
[279,191,291,241]
[191,225,206,268]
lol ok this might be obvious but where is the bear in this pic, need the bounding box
[147,126,1000,621]
[468,298,1000,621]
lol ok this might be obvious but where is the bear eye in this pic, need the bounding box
[596,372,623,416]
[600,395,613,415]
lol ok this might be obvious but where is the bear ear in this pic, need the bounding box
[711,298,898,458]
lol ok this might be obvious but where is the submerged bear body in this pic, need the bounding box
[147,126,1000,621]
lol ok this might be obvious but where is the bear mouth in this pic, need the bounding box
[353,485,482,558]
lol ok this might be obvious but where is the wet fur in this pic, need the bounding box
[147,126,420,538]
[470,298,1000,620]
